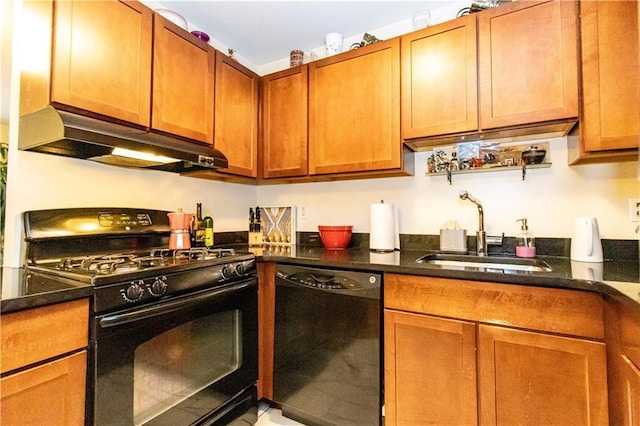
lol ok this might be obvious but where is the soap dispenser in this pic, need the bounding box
[516,218,536,258]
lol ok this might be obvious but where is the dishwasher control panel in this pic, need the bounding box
[276,265,381,296]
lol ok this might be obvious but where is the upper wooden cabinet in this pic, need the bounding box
[214,53,259,177]
[152,13,215,143]
[568,0,639,164]
[478,0,579,130]
[34,0,153,125]
[401,14,478,140]
[261,66,309,179]
[309,39,409,176]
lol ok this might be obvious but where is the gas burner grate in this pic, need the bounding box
[58,254,167,275]
[150,247,236,260]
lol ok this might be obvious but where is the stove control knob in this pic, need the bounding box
[124,281,144,301]
[150,277,168,296]
[235,263,245,276]
[221,264,234,279]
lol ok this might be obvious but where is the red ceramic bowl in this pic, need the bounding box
[318,226,353,250]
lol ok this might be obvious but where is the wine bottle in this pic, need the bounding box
[195,203,205,247]
[204,211,214,247]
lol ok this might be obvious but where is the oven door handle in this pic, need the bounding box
[98,280,254,328]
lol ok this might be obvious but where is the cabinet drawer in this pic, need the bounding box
[1,299,89,373]
[0,351,86,426]
[384,274,604,339]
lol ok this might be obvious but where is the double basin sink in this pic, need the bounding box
[416,253,553,273]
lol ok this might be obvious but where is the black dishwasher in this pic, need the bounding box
[273,264,382,426]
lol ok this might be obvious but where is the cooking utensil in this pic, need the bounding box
[168,211,194,249]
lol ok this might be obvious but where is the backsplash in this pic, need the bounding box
[295,231,639,262]
[258,137,639,241]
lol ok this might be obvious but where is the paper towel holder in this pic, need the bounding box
[370,200,400,252]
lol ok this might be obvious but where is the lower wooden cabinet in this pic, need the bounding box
[478,324,608,425]
[619,355,640,424]
[0,299,89,426]
[384,274,609,426]
[384,310,477,425]
[604,294,640,425]
[0,351,87,426]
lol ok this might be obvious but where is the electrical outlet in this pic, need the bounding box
[299,205,309,220]
[629,198,640,222]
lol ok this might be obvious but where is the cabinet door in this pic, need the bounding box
[0,351,87,426]
[580,0,639,153]
[384,310,477,426]
[620,355,640,425]
[261,66,308,179]
[1,298,89,374]
[52,0,152,126]
[478,324,608,425]
[214,53,259,177]
[478,0,579,130]
[152,14,215,143]
[401,14,478,139]
[309,39,401,175]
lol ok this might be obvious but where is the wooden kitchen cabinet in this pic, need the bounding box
[478,324,608,425]
[257,262,276,400]
[0,299,89,425]
[309,39,412,177]
[261,66,309,179]
[568,0,639,164]
[214,52,259,178]
[604,295,640,425]
[384,274,609,426]
[478,0,579,130]
[401,14,478,140]
[152,12,215,143]
[384,310,477,425]
[22,0,152,125]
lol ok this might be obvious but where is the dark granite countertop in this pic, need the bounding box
[1,267,94,313]
[250,245,640,306]
[2,244,638,314]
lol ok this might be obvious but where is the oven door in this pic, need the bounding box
[90,278,258,426]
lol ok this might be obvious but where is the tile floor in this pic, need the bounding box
[256,402,305,425]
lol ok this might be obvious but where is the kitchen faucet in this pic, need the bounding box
[459,190,487,256]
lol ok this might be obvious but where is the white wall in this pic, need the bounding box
[258,137,640,241]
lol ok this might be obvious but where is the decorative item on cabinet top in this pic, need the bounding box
[257,206,297,246]
[426,141,551,184]
[457,0,513,17]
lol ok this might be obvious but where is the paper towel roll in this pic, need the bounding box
[370,202,399,252]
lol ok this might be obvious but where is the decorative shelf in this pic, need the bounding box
[423,140,552,183]
[425,162,552,184]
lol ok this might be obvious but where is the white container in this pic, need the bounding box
[571,261,604,281]
[570,217,603,262]
[412,9,432,30]
[325,32,343,56]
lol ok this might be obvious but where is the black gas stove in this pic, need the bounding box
[23,208,256,314]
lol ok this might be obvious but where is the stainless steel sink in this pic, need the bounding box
[415,253,553,273]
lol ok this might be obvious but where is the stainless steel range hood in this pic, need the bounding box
[19,106,228,173]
